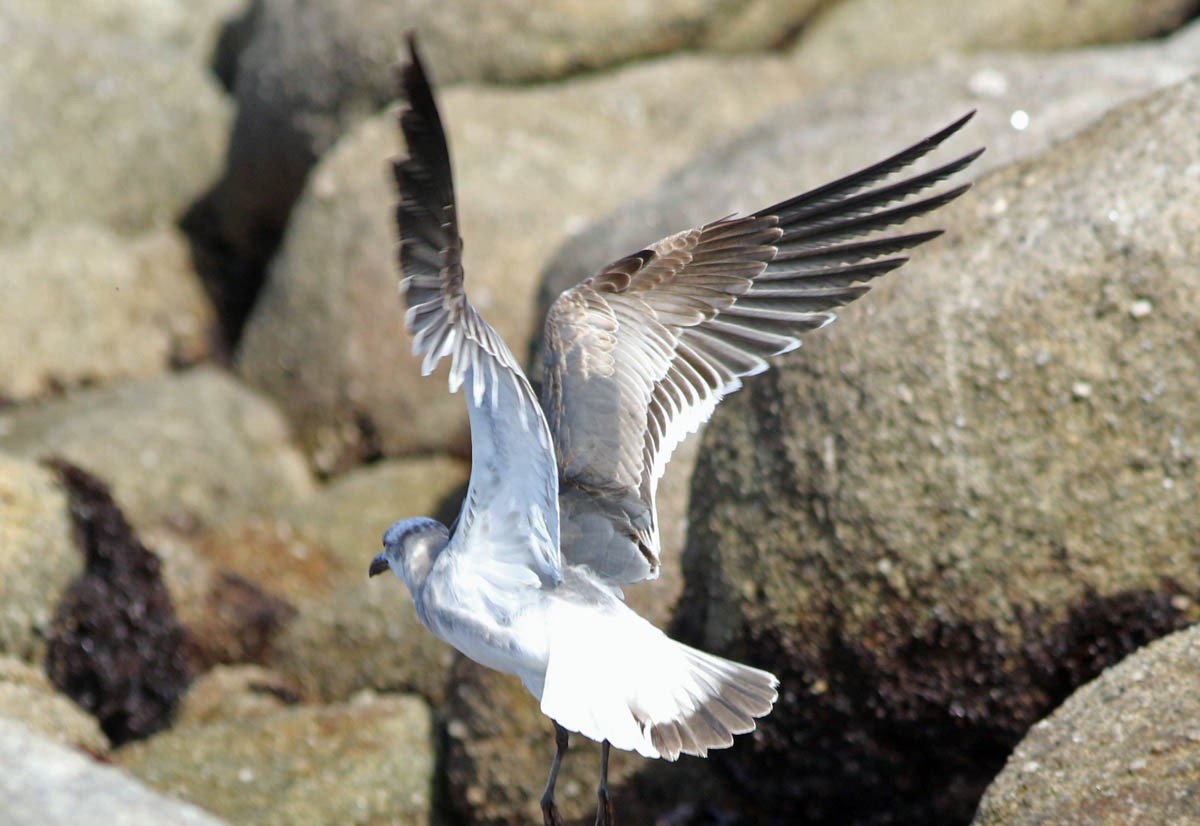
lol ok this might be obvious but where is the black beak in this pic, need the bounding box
[368,554,390,578]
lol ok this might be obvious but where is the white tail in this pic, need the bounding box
[539,600,778,760]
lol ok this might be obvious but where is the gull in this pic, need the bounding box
[369,35,981,826]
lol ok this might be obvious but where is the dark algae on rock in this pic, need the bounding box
[44,460,192,746]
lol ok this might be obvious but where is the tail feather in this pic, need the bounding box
[540,601,778,760]
[645,644,778,760]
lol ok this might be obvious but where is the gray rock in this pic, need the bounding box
[0,718,232,826]
[0,367,315,532]
[175,665,299,727]
[0,454,76,662]
[1,0,248,64]
[238,51,816,472]
[0,7,231,243]
[278,454,469,578]
[116,691,434,826]
[0,656,108,755]
[269,577,455,705]
[209,0,826,275]
[0,223,214,402]
[539,27,1200,307]
[792,0,1198,86]
[973,623,1200,825]
[671,75,1200,823]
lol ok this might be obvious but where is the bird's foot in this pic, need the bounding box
[541,795,564,826]
[594,786,614,826]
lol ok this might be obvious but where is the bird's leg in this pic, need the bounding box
[594,739,614,826]
[541,722,570,826]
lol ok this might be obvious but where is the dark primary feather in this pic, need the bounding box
[542,114,982,585]
[394,36,562,584]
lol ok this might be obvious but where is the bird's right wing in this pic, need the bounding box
[542,114,981,585]
[396,37,561,588]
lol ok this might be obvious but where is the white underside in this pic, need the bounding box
[538,599,716,759]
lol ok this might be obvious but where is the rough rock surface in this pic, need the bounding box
[671,77,1200,824]
[0,224,213,402]
[0,454,76,661]
[237,52,814,471]
[3,0,247,63]
[117,692,434,826]
[270,577,455,705]
[538,25,1200,306]
[793,0,1200,86]
[0,718,233,826]
[0,367,315,531]
[0,6,231,244]
[174,665,300,727]
[0,656,108,755]
[973,623,1200,825]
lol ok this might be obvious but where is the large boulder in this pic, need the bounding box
[0,656,108,755]
[206,0,825,314]
[0,454,77,661]
[673,75,1200,824]
[0,368,315,532]
[0,718,233,826]
[973,623,1200,825]
[1,0,247,64]
[116,691,435,826]
[0,7,231,244]
[0,224,213,402]
[237,51,816,472]
[792,0,1199,86]
[538,23,1200,305]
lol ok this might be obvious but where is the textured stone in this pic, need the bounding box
[237,51,814,472]
[0,718,232,826]
[117,692,434,826]
[270,577,454,706]
[175,665,299,727]
[0,223,213,402]
[671,77,1200,824]
[0,7,231,243]
[973,624,1200,825]
[0,367,315,532]
[793,0,1199,86]
[0,454,76,661]
[0,656,108,755]
[1,0,247,64]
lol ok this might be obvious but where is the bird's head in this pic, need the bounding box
[369,516,450,591]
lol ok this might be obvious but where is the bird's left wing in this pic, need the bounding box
[395,37,560,587]
[542,114,981,586]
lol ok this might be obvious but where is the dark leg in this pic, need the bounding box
[594,740,614,826]
[541,722,570,826]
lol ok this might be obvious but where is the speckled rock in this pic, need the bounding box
[175,665,299,727]
[0,223,213,402]
[237,52,815,472]
[0,454,76,661]
[116,691,434,826]
[669,76,1200,824]
[538,26,1200,306]
[973,623,1200,825]
[269,577,454,705]
[792,0,1199,86]
[0,6,231,244]
[0,718,233,826]
[0,656,108,755]
[278,455,469,577]
[2,0,247,64]
[0,368,315,532]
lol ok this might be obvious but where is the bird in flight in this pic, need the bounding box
[369,35,981,826]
